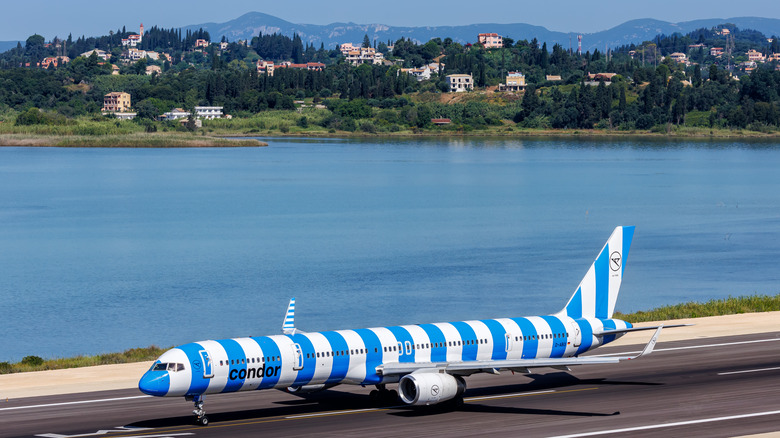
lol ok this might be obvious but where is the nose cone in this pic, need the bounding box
[138,371,170,396]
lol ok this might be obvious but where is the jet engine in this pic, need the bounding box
[398,372,466,406]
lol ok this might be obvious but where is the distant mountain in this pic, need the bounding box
[0,41,21,52]
[183,13,780,51]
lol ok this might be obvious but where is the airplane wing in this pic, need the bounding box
[377,327,663,376]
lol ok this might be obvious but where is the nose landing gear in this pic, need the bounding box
[188,395,208,426]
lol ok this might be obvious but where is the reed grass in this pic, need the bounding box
[614,294,780,323]
[0,346,168,374]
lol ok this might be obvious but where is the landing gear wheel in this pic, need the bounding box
[369,389,379,401]
[386,390,399,403]
[197,415,209,426]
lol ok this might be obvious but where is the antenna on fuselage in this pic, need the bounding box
[282,298,297,335]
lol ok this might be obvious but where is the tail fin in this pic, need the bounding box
[557,226,635,319]
[282,298,296,335]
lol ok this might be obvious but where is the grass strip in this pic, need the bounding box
[614,293,780,323]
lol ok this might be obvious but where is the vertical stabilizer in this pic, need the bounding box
[282,298,296,334]
[557,226,635,319]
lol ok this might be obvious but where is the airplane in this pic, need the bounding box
[139,225,685,426]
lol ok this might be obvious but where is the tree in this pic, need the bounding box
[362,34,371,49]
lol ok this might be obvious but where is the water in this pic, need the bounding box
[1,137,778,362]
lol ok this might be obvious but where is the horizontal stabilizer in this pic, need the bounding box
[594,323,692,337]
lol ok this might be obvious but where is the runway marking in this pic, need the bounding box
[0,396,151,412]
[718,366,780,376]
[465,390,554,402]
[286,407,383,419]
[95,388,580,436]
[595,337,780,357]
[548,409,780,437]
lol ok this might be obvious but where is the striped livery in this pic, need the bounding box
[139,226,662,425]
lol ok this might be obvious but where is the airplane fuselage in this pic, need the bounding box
[140,315,629,397]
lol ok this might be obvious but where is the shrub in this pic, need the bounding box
[21,355,44,366]
[360,121,376,133]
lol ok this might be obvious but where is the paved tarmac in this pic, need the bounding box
[2,331,780,438]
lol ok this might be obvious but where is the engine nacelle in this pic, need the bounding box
[398,372,466,406]
[286,384,327,394]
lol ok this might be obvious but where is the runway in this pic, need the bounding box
[3,332,780,438]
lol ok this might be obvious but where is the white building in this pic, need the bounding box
[80,49,109,60]
[161,108,190,120]
[446,74,474,92]
[195,106,223,119]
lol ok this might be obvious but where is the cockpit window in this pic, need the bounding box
[152,362,185,372]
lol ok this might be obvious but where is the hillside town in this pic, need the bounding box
[2,21,780,132]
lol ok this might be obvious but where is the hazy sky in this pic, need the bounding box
[2,0,780,41]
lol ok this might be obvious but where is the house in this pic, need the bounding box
[747,49,766,63]
[585,72,617,85]
[145,51,160,61]
[546,75,562,82]
[478,33,503,49]
[124,48,147,61]
[344,47,384,65]
[688,43,707,49]
[111,64,120,75]
[113,112,137,120]
[257,60,275,76]
[431,118,451,125]
[194,106,223,119]
[402,67,431,81]
[102,92,131,113]
[195,39,209,48]
[710,47,724,57]
[498,72,526,92]
[669,52,687,63]
[219,42,228,50]
[145,65,162,75]
[121,23,144,47]
[161,108,190,120]
[446,74,473,92]
[80,49,109,60]
[40,56,70,69]
[402,63,442,81]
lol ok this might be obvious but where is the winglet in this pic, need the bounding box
[282,298,296,335]
[630,325,663,360]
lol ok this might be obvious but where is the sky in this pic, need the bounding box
[2,0,780,41]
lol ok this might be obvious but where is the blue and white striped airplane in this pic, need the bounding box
[139,226,678,426]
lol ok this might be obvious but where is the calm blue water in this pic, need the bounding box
[1,138,778,362]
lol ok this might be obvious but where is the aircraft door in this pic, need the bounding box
[291,343,304,370]
[198,350,214,378]
[570,321,581,347]
[505,333,513,352]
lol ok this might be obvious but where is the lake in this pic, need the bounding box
[1,137,778,362]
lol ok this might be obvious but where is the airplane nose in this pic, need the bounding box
[138,371,170,396]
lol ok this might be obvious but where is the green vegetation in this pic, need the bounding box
[614,294,780,322]
[0,346,168,374]
[2,23,780,144]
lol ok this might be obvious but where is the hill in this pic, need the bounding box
[182,13,780,51]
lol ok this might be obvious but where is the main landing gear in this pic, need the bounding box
[368,384,398,405]
[188,395,208,426]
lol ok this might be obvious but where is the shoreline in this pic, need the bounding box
[1,129,779,148]
[1,311,778,400]
[0,133,267,148]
